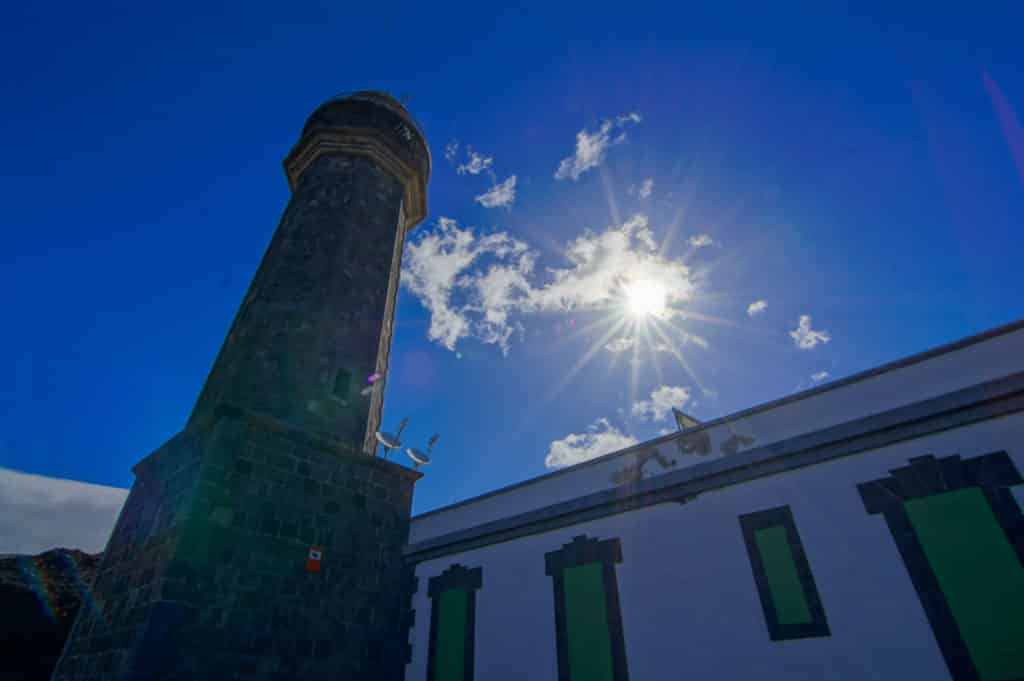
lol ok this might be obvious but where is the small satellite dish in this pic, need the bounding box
[375,417,408,459]
[406,433,438,470]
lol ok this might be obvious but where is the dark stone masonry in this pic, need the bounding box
[50,91,431,681]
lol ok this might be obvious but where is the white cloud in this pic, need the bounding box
[444,141,459,162]
[747,300,768,317]
[401,217,531,352]
[555,112,642,181]
[605,336,636,353]
[474,175,517,208]
[402,214,696,355]
[545,418,639,468]
[689,234,714,248]
[811,371,830,383]
[631,385,691,422]
[462,253,534,355]
[790,315,832,350]
[638,178,654,199]
[457,147,494,176]
[653,331,709,354]
[0,467,128,554]
[526,214,693,317]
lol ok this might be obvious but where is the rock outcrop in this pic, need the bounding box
[0,548,101,681]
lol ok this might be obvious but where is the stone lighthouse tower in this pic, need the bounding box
[51,92,430,681]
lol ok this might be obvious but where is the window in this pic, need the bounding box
[426,564,481,681]
[739,505,830,641]
[859,452,1024,681]
[544,535,629,681]
[332,368,352,399]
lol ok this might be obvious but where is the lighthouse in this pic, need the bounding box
[51,92,430,681]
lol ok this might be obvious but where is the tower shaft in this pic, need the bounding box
[51,92,431,681]
[189,153,406,453]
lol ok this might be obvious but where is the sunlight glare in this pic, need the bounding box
[624,279,668,319]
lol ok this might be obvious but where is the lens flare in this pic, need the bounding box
[624,279,668,319]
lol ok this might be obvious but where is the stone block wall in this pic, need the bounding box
[52,406,419,681]
[188,154,407,451]
[52,431,203,680]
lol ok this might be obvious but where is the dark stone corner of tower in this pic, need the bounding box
[283,90,431,232]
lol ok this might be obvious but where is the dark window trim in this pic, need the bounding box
[544,535,629,681]
[425,563,481,681]
[401,565,418,664]
[857,452,1024,681]
[739,505,831,641]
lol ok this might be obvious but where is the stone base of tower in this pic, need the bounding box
[51,405,420,681]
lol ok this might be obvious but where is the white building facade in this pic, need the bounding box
[403,320,1024,681]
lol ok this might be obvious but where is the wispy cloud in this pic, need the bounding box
[655,333,709,352]
[811,371,830,383]
[790,315,832,350]
[457,147,494,176]
[689,234,715,248]
[747,300,768,317]
[444,141,459,162]
[475,175,517,208]
[638,178,654,199]
[555,112,642,181]
[0,467,128,554]
[402,214,696,355]
[545,418,638,468]
[605,336,636,353]
[631,385,691,421]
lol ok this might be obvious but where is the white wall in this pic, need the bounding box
[410,324,1024,545]
[406,412,1024,681]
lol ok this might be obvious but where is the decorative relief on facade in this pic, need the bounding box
[721,433,757,455]
[611,448,677,485]
[675,429,712,456]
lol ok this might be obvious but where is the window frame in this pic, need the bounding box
[544,535,630,681]
[738,505,831,641]
[858,452,1024,681]
[425,563,482,681]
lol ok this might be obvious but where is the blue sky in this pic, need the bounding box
[1,2,1023,546]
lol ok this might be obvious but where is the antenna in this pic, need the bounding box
[406,433,438,470]
[375,417,408,459]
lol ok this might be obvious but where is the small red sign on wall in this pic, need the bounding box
[305,546,323,573]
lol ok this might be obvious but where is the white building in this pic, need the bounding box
[402,319,1024,681]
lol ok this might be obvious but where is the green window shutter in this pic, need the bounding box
[858,452,1024,681]
[906,487,1024,681]
[545,536,629,681]
[754,526,813,625]
[563,562,616,681]
[426,564,481,681]
[739,506,830,641]
[433,589,468,681]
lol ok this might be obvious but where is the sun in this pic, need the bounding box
[624,278,668,319]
